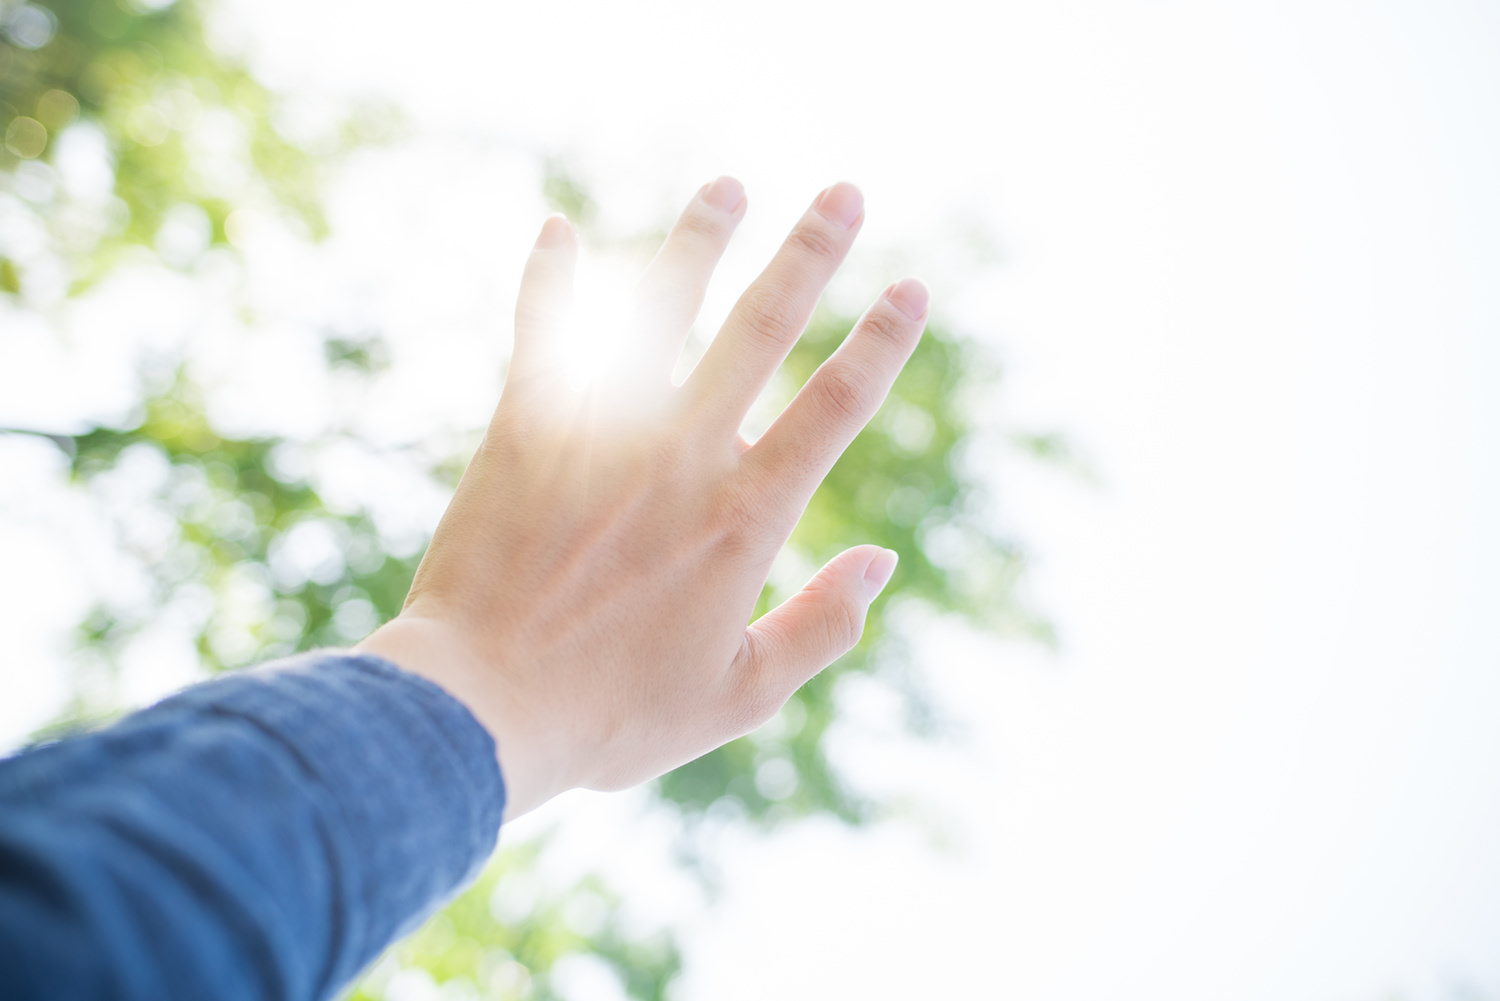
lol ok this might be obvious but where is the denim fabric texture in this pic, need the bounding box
[0,652,506,1001]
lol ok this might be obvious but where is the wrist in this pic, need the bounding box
[354,615,570,820]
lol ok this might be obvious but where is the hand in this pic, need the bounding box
[356,178,928,820]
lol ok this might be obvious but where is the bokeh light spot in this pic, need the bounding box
[4,117,48,159]
[35,89,80,131]
[3,4,57,50]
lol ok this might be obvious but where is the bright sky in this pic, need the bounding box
[4,0,1499,999]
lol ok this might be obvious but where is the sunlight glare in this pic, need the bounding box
[530,253,675,424]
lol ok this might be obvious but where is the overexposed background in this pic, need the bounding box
[3,0,1498,998]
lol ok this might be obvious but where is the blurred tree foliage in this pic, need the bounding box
[2,1,1050,998]
[0,0,390,301]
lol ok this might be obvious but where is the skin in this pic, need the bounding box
[356,177,928,821]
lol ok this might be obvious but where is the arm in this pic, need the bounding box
[0,177,926,997]
[0,653,503,1001]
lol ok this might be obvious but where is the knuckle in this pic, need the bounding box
[802,569,865,652]
[739,455,797,511]
[716,482,768,540]
[831,596,865,652]
[737,285,801,351]
[861,305,909,348]
[674,204,729,243]
[786,220,841,262]
[711,481,782,560]
[817,363,873,424]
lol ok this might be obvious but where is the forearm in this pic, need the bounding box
[0,652,505,1001]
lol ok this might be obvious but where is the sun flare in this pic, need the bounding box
[525,254,680,423]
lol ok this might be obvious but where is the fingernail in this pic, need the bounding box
[863,548,899,602]
[815,182,864,229]
[536,214,572,249]
[701,175,745,213]
[886,277,929,321]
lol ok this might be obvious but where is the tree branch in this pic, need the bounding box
[0,426,79,456]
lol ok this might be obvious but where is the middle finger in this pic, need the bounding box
[683,182,864,432]
[633,176,747,382]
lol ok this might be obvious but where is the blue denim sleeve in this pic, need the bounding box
[0,651,506,1001]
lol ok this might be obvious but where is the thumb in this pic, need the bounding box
[743,545,899,699]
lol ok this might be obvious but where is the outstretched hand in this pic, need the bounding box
[357,178,928,820]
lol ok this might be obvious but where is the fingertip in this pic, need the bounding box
[814,182,864,229]
[536,214,574,250]
[884,277,929,322]
[701,175,746,214]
